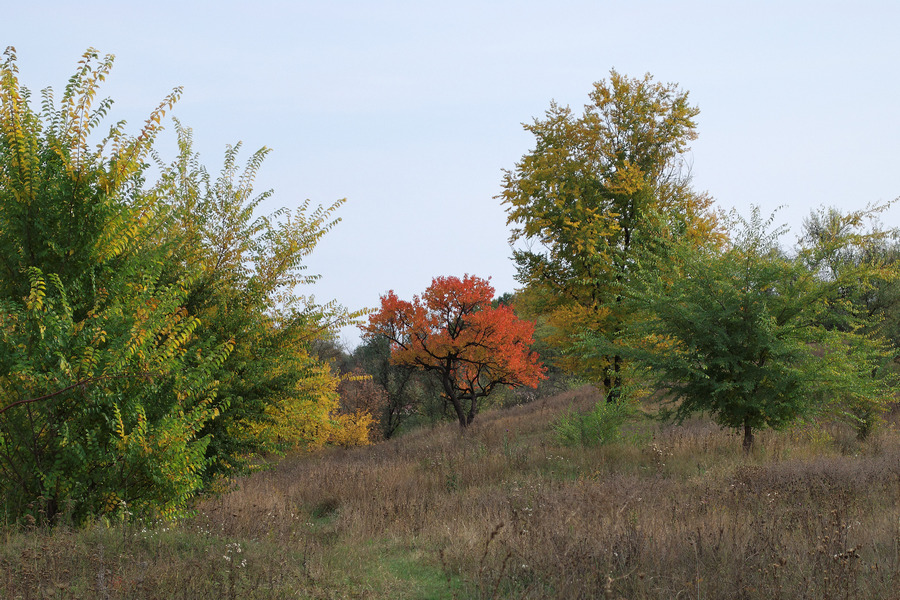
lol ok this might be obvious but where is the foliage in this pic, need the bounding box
[152,122,364,473]
[797,203,900,437]
[362,275,545,428]
[336,368,388,440]
[0,48,360,523]
[327,410,377,447]
[799,203,900,337]
[863,243,900,348]
[345,333,454,437]
[0,48,229,523]
[500,71,720,398]
[500,288,587,399]
[552,397,637,447]
[595,207,896,451]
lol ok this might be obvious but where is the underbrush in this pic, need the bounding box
[2,386,899,599]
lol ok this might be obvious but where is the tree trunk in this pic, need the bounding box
[451,397,468,430]
[466,399,477,427]
[457,395,477,429]
[742,422,754,454]
[604,355,623,403]
[456,413,468,430]
[441,377,468,430]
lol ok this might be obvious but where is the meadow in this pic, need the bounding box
[2,386,899,599]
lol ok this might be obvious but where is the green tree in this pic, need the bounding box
[0,48,229,523]
[592,208,895,452]
[797,203,899,438]
[860,242,900,350]
[799,203,899,333]
[0,47,357,522]
[500,71,720,400]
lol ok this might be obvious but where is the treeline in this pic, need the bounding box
[347,71,900,455]
[0,48,367,525]
[497,71,900,451]
[2,49,898,527]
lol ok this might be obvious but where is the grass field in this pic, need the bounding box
[2,386,899,599]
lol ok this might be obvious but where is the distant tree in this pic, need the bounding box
[797,203,900,437]
[589,208,895,452]
[491,291,515,309]
[346,335,435,438]
[798,203,898,333]
[860,243,900,350]
[500,71,720,400]
[363,275,545,429]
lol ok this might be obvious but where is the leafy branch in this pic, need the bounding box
[0,372,158,416]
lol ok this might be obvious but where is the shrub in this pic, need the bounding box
[552,400,636,447]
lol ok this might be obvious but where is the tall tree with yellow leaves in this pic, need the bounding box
[500,71,720,400]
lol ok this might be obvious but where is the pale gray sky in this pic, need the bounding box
[5,1,900,346]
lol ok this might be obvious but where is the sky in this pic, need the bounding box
[5,1,900,347]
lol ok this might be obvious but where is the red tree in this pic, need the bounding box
[362,275,545,429]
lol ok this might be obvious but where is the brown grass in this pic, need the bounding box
[2,385,899,599]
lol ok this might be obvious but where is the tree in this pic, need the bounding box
[797,203,900,438]
[592,208,895,452]
[500,71,720,399]
[344,335,439,438]
[0,47,228,523]
[857,241,900,351]
[799,203,899,335]
[0,48,360,523]
[151,122,364,477]
[362,275,545,429]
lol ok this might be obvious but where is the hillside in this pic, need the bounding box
[2,386,899,599]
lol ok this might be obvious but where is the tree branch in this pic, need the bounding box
[0,372,157,417]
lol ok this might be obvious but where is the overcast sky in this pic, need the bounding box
[5,1,900,347]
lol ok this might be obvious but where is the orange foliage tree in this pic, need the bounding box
[363,275,545,429]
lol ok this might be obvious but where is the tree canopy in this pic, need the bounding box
[588,207,896,451]
[151,121,365,477]
[500,70,720,399]
[362,275,545,429]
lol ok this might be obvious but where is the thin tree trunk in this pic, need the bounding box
[604,355,623,403]
[452,399,468,430]
[466,398,477,427]
[436,372,468,431]
[742,422,754,454]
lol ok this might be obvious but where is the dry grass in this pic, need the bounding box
[2,385,900,599]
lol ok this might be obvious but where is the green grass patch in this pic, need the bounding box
[315,538,463,599]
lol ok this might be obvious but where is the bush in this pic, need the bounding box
[552,400,636,447]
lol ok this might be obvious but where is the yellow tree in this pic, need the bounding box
[500,71,720,399]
